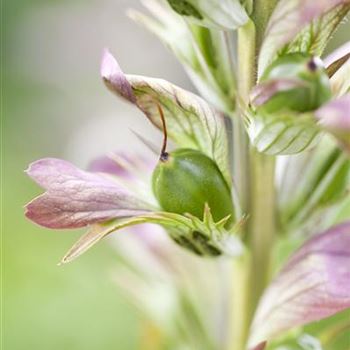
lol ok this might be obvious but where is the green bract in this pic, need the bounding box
[152,148,234,223]
[258,53,332,113]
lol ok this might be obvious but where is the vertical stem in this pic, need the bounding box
[228,9,277,348]
[248,151,276,312]
[248,0,278,318]
[227,20,256,350]
[234,20,256,214]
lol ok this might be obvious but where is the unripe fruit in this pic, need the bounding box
[152,148,234,224]
[259,53,332,113]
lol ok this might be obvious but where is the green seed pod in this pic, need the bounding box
[151,104,234,256]
[152,148,234,223]
[257,53,332,113]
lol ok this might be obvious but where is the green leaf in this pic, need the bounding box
[165,0,249,30]
[278,139,350,229]
[246,111,320,155]
[284,4,350,57]
[128,2,237,113]
[258,0,350,77]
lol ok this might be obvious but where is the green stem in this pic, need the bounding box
[248,151,276,312]
[234,19,256,213]
[228,10,277,348]
[227,20,256,350]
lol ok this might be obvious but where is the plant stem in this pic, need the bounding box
[228,8,277,347]
[248,151,276,312]
[234,19,255,214]
[227,20,256,350]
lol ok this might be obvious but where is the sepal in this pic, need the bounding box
[60,205,244,264]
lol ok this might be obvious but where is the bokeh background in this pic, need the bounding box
[3,1,350,349]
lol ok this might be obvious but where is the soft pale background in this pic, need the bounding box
[3,0,349,349]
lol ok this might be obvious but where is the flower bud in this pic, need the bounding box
[152,148,234,223]
[256,53,332,114]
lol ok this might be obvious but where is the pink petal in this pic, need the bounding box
[249,222,350,347]
[25,158,151,229]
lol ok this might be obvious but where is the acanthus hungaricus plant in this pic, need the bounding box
[25,0,350,349]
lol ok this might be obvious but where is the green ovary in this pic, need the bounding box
[152,148,234,224]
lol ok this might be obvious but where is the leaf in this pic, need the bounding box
[258,0,350,77]
[101,49,231,185]
[128,1,237,113]
[165,0,249,30]
[246,111,320,155]
[285,4,350,57]
[60,209,244,264]
[25,158,152,229]
[278,139,350,229]
[248,222,350,347]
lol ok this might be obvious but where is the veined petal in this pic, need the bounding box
[249,222,350,347]
[25,158,151,229]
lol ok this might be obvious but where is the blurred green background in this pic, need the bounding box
[2,1,350,349]
[3,0,190,348]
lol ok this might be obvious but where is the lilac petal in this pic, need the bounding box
[100,49,136,104]
[250,79,306,107]
[88,155,131,178]
[259,0,350,76]
[249,222,350,347]
[25,158,151,229]
[315,95,350,152]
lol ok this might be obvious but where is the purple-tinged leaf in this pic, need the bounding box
[315,95,350,153]
[249,222,350,347]
[25,158,151,229]
[101,49,136,103]
[286,4,350,58]
[101,50,231,185]
[258,0,350,77]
